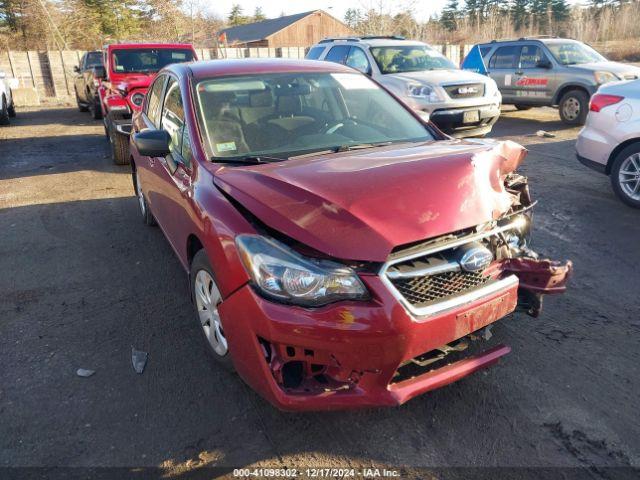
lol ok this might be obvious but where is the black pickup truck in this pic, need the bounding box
[73,51,104,119]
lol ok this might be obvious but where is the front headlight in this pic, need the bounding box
[235,234,368,307]
[594,71,620,85]
[407,83,441,102]
[504,213,532,250]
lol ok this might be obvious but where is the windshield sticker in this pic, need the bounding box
[216,142,237,152]
[200,80,266,92]
[172,52,187,60]
[331,73,376,90]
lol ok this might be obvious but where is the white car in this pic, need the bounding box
[576,79,640,208]
[306,36,502,138]
[0,69,17,125]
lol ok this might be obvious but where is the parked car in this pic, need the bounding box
[464,37,640,125]
[0,69,17,125]
[90,43,197,164]
[73,50,104,117]
[307,36,502,138]
[129,59,571,411]
[576,80,640,208]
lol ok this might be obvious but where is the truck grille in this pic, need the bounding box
[390,271,491,307]
[444,83,485,99]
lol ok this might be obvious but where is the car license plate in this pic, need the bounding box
[455,290,517,336]
[463,110,480,124]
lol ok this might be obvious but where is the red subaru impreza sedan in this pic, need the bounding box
[129,59,571,411]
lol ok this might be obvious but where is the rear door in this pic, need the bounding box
[487,45,521,103]
[513,44,555,105]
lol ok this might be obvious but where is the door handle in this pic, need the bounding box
[149,157,156,167]
[515,70,524,75]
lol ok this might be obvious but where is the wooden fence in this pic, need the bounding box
[0,45,474,105]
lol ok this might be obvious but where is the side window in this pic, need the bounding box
[146,76,165,127]
[325,45,350,64]
[489,46,520,69]
[345,47,371,74]
[479,46,492,59]
[79,54,87,70]
[519,45,546,69]
[161,78,188,164]
[306,46,325,60]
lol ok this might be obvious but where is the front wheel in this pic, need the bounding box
[610,144,640,208]
[8,103,16,117]
[190,250,234,371]
[108,119,130,165]
[76,89,88,112]
[559,90,588,125]
[89,95,102,120]
[133,169,157,225]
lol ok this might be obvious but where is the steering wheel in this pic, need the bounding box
[323,117,358,135]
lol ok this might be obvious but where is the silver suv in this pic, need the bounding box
[469,37,640,125]
[307,36,502,138]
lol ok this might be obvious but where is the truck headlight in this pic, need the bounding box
[594,71,619,85]
[236,235,368,307]
[407,83,440,102]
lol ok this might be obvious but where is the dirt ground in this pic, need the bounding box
[1,106,639,479]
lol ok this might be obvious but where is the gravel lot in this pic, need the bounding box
[1,106,639,478]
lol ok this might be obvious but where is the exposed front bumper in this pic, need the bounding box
[218,270,520,411]
[428,104,501,137]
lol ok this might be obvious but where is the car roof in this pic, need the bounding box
[106,43,195,50]
[478,37,580,47]
[316,38,427,48]
[185,58,355,81]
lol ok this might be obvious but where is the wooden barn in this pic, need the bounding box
[218,10,354,48]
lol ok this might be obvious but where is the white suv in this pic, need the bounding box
[576,79,640,208]
[307,36,502,138]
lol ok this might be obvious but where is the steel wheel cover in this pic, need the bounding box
[194,270,227,356]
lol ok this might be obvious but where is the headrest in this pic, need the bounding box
[249,90,273,108]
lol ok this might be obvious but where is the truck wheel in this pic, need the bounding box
[559,90,588,125]
[108,121,130,165]
[515,105,532,111]
[75,89,88,112]
[89,95,102,120]
[610,143,640,209]
[0,96,9,126]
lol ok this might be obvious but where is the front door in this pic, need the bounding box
[487,45,521,104]
[512,44,555,105]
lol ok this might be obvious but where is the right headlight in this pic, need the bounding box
[594,71,620,85]
[407,83,441,102]
[235,234,369,307]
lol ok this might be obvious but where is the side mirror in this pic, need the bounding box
[133,129,171,157]
[536,59,552,69]
[73,66,80,73]
[93,65,106,79]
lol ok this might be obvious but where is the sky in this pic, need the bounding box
[206,0,586,23]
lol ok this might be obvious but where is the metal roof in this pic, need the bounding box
[219,10,318,45]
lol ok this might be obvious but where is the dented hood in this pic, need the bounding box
[214,141,527,262]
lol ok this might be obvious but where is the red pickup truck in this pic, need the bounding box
[91,43,197,164]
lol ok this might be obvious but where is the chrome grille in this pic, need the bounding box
[390,271,491,307]
[444,83,485,99]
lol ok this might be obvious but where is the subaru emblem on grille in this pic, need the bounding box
[459,246,493,272]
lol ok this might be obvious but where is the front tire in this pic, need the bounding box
[610,143,640,209]
[515,104,532,111]
[8,103,16,117]
[76,89,88,112]
[559,90,588,125]
[108,119,130,165]
[133,169,157,225]
[190,250,234,371]
[89,95,102,120]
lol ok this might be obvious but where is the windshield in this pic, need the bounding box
[370,45,456,74]
[195,72,434,160]
[546,42,606,65]
[86,52,103,68]
[111,49,194,74]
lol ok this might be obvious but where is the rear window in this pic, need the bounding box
[306,46,325,60]
[111,48,194,74]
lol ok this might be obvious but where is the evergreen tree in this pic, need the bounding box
[440,0,459,31]
[253,6,265,22]
[227,4,247,26]
[511,0,530,31]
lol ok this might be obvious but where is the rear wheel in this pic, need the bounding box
[0,96,9,125]
[515,105,532,111]
[8,103,16,117]
[610,144,640,209]
[559,89,588,125]
[190,250,234,371]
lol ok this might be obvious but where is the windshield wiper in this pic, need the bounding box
[211,155,286,165]
[334,142,393,152]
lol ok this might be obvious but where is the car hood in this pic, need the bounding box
[569,61,640,79]
[114,74,154,93]
[392,69,490,86]
[214,141,527,262]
